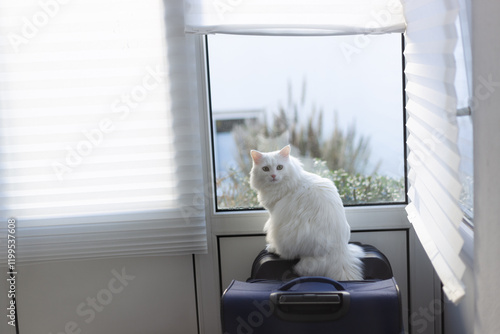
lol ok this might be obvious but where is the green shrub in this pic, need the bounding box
[216,160,405,210]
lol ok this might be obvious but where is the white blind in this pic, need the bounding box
[0,0,207,264]
[183,0,406,35]
[403,0,466,303]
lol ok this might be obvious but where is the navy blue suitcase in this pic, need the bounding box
[222,276,403,334]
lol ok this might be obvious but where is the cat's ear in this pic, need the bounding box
[250,150,263,164]
[279,145,291,159]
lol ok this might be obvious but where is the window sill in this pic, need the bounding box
[210,204,410,236]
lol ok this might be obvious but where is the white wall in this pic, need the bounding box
[444,262,474,334]
[444,1,500,333]
[1,255,198,334]
[472,0,500,333]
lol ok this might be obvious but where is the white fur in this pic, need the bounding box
[250,145,364,280]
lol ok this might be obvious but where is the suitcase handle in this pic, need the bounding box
[270,277,350,322]
[278,276,345,291]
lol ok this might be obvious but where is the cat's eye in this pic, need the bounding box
[277,165,283,170]
[262,166,270,172]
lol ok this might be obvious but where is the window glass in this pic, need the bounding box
[207,34,406,210]
[455,13,474,221]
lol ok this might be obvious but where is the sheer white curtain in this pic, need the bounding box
[0,0,207,264]
[184,0,406,35]
[403,0,467,303]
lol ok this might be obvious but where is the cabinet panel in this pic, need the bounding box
[219,235,266,291]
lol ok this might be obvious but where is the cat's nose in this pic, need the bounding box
[271,174,276,179]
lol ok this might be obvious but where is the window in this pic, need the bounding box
[455,2,473,223]
[206,33,406,210]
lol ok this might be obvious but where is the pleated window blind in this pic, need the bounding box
[183,0,406,36]
[403,0,467,303]
[0,0,207,264]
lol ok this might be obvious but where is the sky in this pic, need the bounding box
[207,33,405,178]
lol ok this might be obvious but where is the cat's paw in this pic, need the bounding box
[266,244,277,254]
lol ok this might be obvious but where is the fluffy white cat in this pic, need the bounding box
[250,145,364,280]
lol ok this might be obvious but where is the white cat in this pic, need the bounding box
[250,145,364,280]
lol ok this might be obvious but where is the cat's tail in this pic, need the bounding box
[341,243,365,280]
[294,243,365,281]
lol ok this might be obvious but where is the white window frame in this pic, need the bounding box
[191,35,441,334]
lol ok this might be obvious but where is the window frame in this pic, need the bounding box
[192,35,433,334]
[204,34,409,213]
